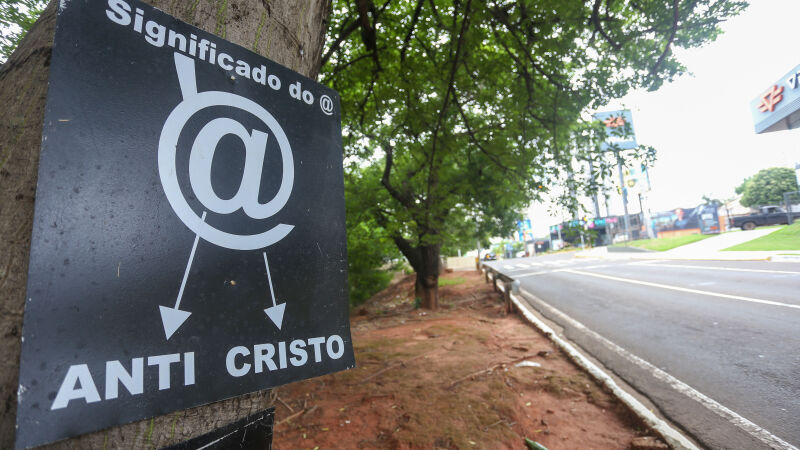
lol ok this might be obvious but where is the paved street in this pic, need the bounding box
[485,253,800,450]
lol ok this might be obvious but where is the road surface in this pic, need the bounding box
[485,253,800,449]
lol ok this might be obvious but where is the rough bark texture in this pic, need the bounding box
[0,0,330,447]
[408,244,441,310]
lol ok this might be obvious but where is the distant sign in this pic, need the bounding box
[16,1,354,448]
[594,109,638,151]
[651,205,719,235]
[516,218,532,241]
[622,163,651,194]
[751,63,800,133]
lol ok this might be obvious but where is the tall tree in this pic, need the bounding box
[0,0,331,447]
[739,167,799,208]
[324,0,746,308]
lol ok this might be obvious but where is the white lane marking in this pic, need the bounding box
[516,264,530,268]
[515,269,568,278]
[505,264,612,279]
[628,260,660,265]
[636,263,800,275]
[565,269,800,311]
[577,264,611,270]
[518,288,798,450]
[503,265,514,269]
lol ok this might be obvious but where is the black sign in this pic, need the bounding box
[15,1,354,448]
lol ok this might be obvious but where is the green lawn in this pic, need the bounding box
[723,222,800,251]
[438,277,465,287]
[613,233,713,252]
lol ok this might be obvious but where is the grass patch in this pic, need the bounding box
[439,277,465,287]
[613,233,713,252]
[723,222,800,251]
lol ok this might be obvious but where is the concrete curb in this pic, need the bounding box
[507,291,699,450]
[770,255,800,263]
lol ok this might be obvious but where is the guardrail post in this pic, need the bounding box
[492,272,498,292]
[484,267,489,283]
[502,280,513,314]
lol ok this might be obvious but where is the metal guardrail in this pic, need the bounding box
[480,262,520,314]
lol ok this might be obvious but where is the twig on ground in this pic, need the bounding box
[276,395,294,413]
[446,354,539,390]
[352,349,440,384]
[276,409,305,425]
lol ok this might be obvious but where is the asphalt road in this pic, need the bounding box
[485,253,800,450]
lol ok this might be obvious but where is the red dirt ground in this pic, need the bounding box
[272,270,663,449]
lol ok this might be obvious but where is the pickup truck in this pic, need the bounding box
[731,206,800,230]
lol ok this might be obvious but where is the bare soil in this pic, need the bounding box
[273,270,661,449]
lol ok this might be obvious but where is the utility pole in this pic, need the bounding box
[587,159,601,219]
[616,153,631,242]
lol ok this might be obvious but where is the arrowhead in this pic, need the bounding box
[159,306,191,340]
[264,303,286,330]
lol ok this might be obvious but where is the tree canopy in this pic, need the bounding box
[323,0,747,307]
[739,167,799,208]
[0,0,46,62]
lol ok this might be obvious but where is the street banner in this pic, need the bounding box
[15,0,354,447]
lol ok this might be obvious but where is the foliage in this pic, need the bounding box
[322,0,747,295]
[734,177,750,195]
[738,167,799,208]
[0,0,46,63]
[701,194,721,206]
[492,240,524,257]
[723,222,800,251]
[345,165,402,306]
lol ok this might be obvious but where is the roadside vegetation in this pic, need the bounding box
[327,1,746,310]
[614,233,713,252]
[723,222,800,251]
[438,277,465,287]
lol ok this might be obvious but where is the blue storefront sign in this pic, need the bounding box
[593,109,637,151]
[751,63,800,134]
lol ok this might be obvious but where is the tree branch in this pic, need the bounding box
[590,0,622,51]
[400,0,425,62]
[377,138,415,209]
[320,17,360,67]
[648,0,680,77]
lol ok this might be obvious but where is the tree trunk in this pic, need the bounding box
[0,0,330,447]
[413,244,441,310]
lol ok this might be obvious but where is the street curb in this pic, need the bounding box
[507,291,699,450]
[770,255,800,263]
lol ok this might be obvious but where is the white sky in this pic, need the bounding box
[527,0,800,236]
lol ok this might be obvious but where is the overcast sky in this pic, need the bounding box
[527,0,800,236]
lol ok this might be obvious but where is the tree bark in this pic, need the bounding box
[0,0,330,447]
[408,244,440,310]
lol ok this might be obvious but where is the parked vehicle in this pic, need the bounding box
[482,252,497,261]
[730,206,800,230]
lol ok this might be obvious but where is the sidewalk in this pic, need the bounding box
[577,229,800,262]
[663,229,774,255]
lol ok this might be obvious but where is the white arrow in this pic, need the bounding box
[159,211,206,340]
[262,252,285,329]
